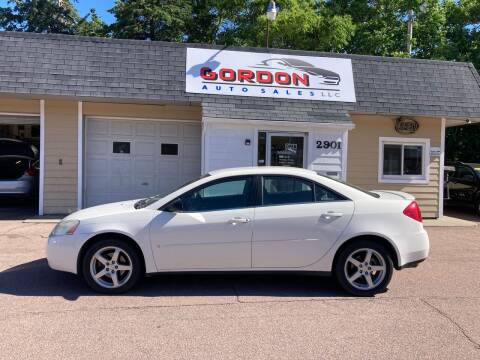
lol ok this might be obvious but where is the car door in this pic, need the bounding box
[252,175,354,268]
[449,166,476,204]
[149,176,255,270]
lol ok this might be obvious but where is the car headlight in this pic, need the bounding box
[51,220,80,236]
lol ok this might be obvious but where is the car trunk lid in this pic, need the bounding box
[370,190,415,201]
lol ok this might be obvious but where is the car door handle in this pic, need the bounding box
[228,217,251,225]
[320,212,343,220]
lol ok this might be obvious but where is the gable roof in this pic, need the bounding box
[0,31,479,122]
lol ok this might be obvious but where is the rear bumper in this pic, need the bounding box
[0,179,33,194]
[397,229,429,268]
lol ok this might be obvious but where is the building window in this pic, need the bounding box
[378,137,429,184]
[113,141,130,154]
[161,143,179,155]
[257,131,266,166]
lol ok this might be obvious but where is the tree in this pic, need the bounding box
[77,9,109,37]
[0,0,79,34]
[109,0,192,41]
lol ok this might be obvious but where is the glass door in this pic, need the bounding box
[266,133,306,168]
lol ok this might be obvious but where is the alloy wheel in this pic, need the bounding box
[344,248,387,291]
[89,246,133,289]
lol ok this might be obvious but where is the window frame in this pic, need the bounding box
[259,175,349,207]
[378,137,430,184]
[160,175,256,213]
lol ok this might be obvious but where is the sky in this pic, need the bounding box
[0,0,116,24]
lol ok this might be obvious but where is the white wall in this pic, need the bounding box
[203,118,352,179]
[203,123,255,172]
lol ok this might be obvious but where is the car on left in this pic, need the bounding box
[0,138,39,197]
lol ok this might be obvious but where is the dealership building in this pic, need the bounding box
[1,32,480,218]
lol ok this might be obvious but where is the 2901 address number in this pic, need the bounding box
[316,141,342,150]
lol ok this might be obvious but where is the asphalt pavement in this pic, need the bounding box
[0,215,479,359]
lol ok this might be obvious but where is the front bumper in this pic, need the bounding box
[47,234,80,274]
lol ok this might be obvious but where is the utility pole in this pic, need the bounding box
[407,9,414,55]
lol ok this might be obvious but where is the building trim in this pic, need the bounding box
[77,101,83,210]
[0,112,40,117]
[38,100,45,216]
[439,117,446,217]
[84,115,200,123]
[341,130,349,182]
[203,117,356,130]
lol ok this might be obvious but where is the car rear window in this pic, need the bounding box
[0,157,30,180]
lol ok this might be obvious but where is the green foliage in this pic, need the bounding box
[0,0,80,34]
[446,124,480,163]
[77,9,109,37]
[109,0,192,41]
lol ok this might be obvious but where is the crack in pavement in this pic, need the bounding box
[421,298,480,350]
[0,296,466,322]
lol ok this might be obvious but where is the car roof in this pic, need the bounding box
[207,166,318,177]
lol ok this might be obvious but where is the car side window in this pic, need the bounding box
[172,176,254,212]
[262,176,314,206]
[314,183,347,202]
[456,166,475,181]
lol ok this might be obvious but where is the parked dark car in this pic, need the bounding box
[0,138,39,197]
[444,162,480,215]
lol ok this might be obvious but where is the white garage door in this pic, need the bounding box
[85,118,201,207]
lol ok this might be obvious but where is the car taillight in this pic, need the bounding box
[403,201,423,222]
[25,167,37,176]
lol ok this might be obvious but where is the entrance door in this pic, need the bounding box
[266,133,305,168]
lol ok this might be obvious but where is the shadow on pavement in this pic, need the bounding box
[0,197,38,221]
[0,258,346,300]
[444,205,480,223]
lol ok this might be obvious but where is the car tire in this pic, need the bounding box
[475,200,480,217]
[334,240,393,297]
[82,239,143,294]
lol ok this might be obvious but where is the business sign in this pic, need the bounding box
[185,48,356,102]
[395,117,419,134]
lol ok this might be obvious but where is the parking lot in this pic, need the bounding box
[0,215,479,359]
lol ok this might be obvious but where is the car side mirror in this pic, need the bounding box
[163,199,183,213]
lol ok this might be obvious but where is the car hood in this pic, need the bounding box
[64,199,139,221]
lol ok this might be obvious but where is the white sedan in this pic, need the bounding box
[47,167,429,296]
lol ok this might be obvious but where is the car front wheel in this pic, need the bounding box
[335,240,393,297]
[82,239,142,294]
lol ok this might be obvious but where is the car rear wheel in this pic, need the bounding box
[82,239,142,294]
[335,240,393,297]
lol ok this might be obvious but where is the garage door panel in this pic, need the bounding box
[159,123,179,137]
[85,119,200,208]
[183,143,201,159]
[86,176,109,193]
[111,176,132,193]
[135,159,156,174]
[111,121,133,136]
[87,119,109,136]
[87,139,109,155]
[136,141,156,156]
[86,158,109,174]
[135,176,155,195]
[183,124,201,138]
[111,159,132,174]
[135,122,156,137]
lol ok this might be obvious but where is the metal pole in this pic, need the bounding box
[407,9,414,55]
[266,20,270,48]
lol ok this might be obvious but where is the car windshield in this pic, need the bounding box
[134,174,211,209]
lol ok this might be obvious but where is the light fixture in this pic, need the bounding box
[266,1,278,48]
[267,0,277,21]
